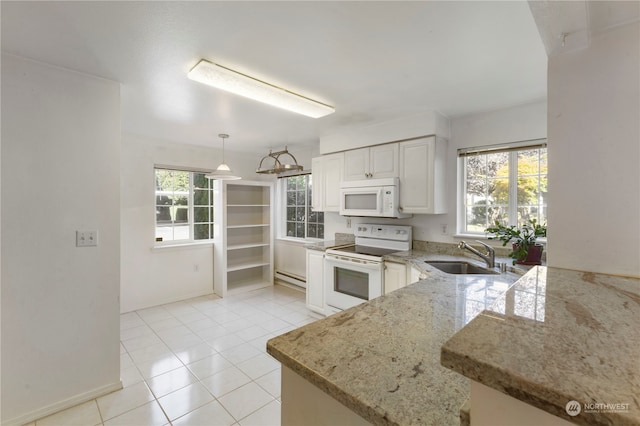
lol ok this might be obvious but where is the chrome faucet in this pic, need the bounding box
[458,240,495,268]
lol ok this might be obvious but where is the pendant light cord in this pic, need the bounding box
[219,133,229,164]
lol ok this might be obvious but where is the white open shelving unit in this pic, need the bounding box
[213,180,274,297]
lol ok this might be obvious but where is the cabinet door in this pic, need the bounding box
[384,261,407,294]
[343,148,369,181]
[408,265,422,285]
[399,137,447,214]
[322,153,344,212]
[306,250,325,314]
[370,144,398,178]
[311,157,323,212]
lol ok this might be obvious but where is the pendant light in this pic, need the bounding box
[206,133,241,180]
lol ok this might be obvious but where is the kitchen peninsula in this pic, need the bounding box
[267,265,640,425]
[267,258,520,425]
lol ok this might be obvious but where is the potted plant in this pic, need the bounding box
[485,219,547,265]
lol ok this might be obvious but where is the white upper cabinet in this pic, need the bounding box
[311,152,344,212]
[398,136,447,214]
[343,144,398,181]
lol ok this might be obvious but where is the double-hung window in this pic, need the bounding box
[459,139,547,235]
[155,168,215,243]
[281,174,324,240]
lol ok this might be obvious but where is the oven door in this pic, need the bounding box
[324,253,383,311]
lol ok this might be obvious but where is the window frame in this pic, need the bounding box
[278,173,324,241]
[457,139,547,237]
[154,167,215,246]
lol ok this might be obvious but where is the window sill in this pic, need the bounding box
[152,241,214,252]
[453,234,547,246]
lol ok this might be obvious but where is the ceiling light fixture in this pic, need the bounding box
[188,59,335,119]
[206,133,241,180]
[256,147,304,175]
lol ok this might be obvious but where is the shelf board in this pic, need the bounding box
[227,261,270,272]
[227,279,272,294]
[227,243,269,251]
[227,224,270,229]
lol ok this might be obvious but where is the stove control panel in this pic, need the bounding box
[354,224,412,242]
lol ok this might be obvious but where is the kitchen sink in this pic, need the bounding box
[426,261,499,275]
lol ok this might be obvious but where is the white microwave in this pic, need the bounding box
[339,177,411,218]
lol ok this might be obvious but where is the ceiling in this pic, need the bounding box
[1,1,548,152]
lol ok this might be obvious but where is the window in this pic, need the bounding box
[155,168,214,243]
[282,174,324,239]
[459,140,547,234]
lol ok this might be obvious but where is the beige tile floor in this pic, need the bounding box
[27,285,318,426]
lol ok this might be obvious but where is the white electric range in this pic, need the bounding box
[325,224,412,312]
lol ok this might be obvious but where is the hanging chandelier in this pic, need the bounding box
[206,134,241,180]
[256,147,304,174]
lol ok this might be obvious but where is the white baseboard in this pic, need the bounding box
[275,271,306,289]
[3,380,123,426]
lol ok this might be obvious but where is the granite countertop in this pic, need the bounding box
[305,233,356,251]
[441,266,640,426]
[267,265,520,425]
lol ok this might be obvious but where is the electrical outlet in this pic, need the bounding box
[346,218,352,229]
[194,264,199,272]
[76,230,98,247]
[441,224,448,235]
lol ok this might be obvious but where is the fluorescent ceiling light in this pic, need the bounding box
[188,59,335,118]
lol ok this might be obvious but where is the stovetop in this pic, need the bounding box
[330,244,403,258]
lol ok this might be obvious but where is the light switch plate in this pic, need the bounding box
[76,230,98,247]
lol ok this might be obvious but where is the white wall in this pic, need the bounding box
[1,54,121,424]
[324,100,548,245]
[547,22,640,276]
[121,134,281,312]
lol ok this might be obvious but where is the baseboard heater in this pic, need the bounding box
[275,270,306,289]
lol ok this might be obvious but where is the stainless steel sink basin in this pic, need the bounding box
[426,261,499,275]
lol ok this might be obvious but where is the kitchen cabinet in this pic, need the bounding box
[398,136,447,214]
[311,152,344,212]
[384,261,407,294]
[408,265,422,285]
[306,249,325,315]
[343,144,398,181]
[213,181,274,297]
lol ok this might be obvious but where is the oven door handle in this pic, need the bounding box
[326,254,380,266]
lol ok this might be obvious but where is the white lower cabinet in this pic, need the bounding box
[408,265,422,285]
[384,261,407,294]
[386,262,423,294]
[306,249,326,315]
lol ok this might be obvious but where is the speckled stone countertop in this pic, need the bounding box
[305,233,355,251]
[442,266,640,426]
[267,259,520,425]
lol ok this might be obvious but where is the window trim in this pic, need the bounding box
[457,139,547,236]
[154,166,215,246]
[277,174,324,242]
